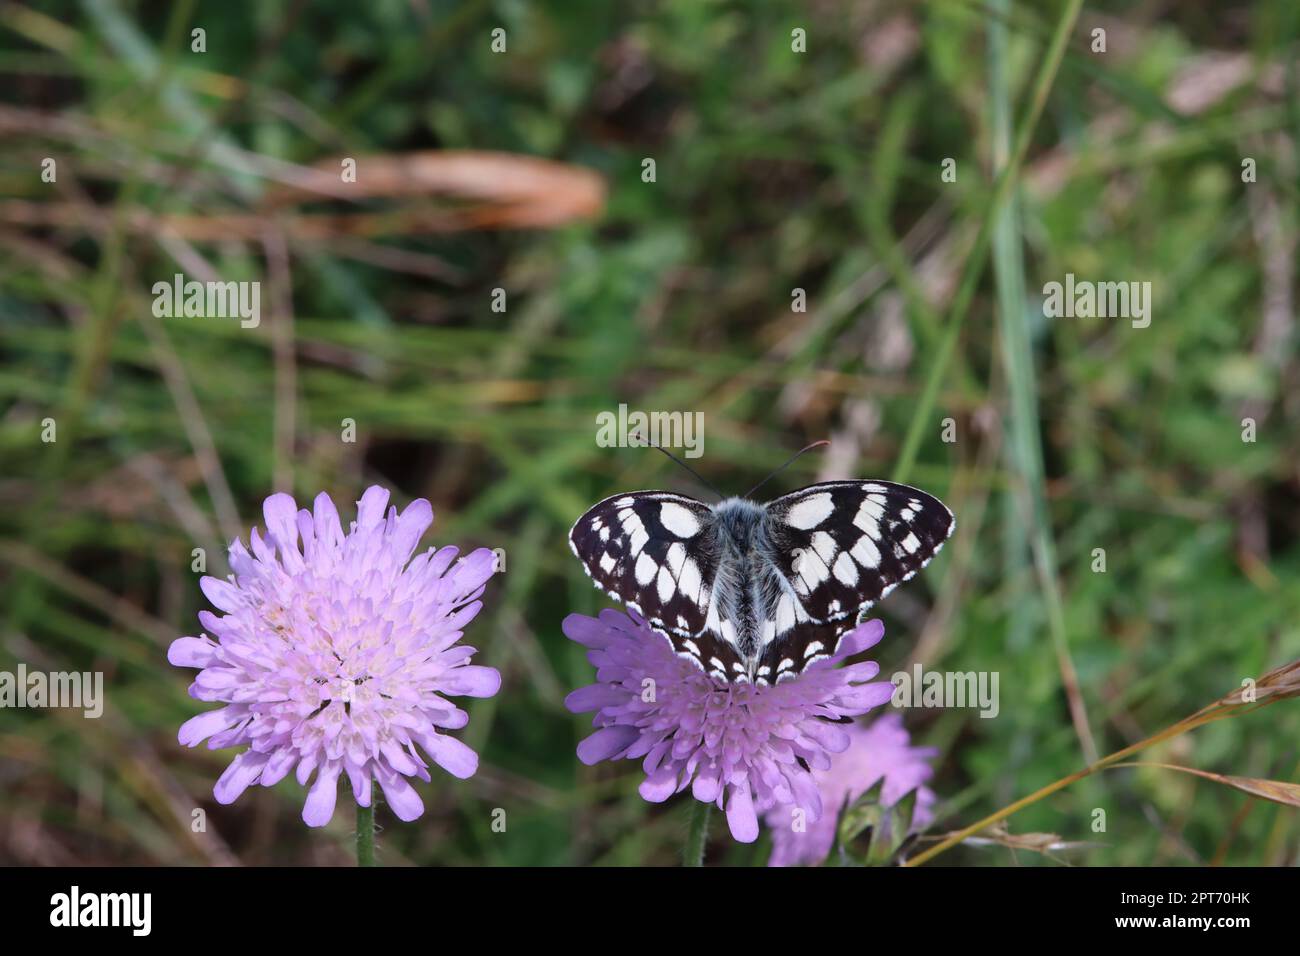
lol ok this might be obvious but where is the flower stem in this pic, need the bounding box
[356,801,376,867]
[683,801,711,867]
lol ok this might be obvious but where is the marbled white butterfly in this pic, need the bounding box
[568,462,955,685]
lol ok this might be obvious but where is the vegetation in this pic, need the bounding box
[1,0,1298,865]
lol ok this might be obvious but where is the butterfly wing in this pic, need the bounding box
[765,478,955,630]
[570,480,955,686]
[568,490,721,645]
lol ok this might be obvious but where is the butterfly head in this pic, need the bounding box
[710,497,768,551]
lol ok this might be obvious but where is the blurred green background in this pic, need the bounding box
[1,0,1298,866]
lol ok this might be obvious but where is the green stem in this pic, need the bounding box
[987,0,1096,764]
[683,801,712,867]
[891,0,1084,484]
[356,801,376,867]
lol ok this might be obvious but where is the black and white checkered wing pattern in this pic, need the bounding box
[568,491,718,639]
[765,480,955,625]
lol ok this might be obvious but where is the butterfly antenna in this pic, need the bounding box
[632,433,726,500]
[744,440,830,499]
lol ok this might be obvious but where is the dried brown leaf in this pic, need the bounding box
[1118,762,1300,809]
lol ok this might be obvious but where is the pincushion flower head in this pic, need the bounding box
[764,711,937,867]
[169,486,501,827]
[564,610,896,843]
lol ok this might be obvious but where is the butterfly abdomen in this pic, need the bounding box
[709,498,778,670]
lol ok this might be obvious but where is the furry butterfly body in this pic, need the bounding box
[568,480,954,685]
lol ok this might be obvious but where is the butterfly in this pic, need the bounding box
[568,477,955,685]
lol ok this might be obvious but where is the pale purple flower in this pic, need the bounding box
[765,711,937,866]
[563,610,896,843]
[169,486,501,827]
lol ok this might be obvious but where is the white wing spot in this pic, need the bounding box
[798,547,831,590]
[659,502,701,538]
[678,558,703,604]
[774,595,795,637]
[666,542,687,576]
[599,552,616,574]
[635,553,658,586]
[786,493,834,530]
[811,531,837,564]
[833,551,858,586]
[656,566,675,603]
[851,534,881,569]
[855,499,884,530]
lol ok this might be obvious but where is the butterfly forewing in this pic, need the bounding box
[766,480,955,626]
[568,491,718,640]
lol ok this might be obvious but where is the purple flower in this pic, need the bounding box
[563,610,896,843]
[169,486,501,827]
[765,711,937,867]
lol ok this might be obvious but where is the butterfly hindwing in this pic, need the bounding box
[676,629,751,683]
[755,620,851,683]
[765,480,955,626]
[568,491,718,642]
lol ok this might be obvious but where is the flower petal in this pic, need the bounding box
[576,725,639,765]
[355,486,389,529]
[439,664,501,699]
[725,785,759,843]
[302,762,342,827]
[198,576,243,613]
[638,766,680,803]
[378,772,425,822]
[262,492,302,557]
[312,491,344,547]
[390,498,433,560]
[178,707,236,747]
[168,636,217,668]
[213,751,269,804]
[424,734,479,779]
